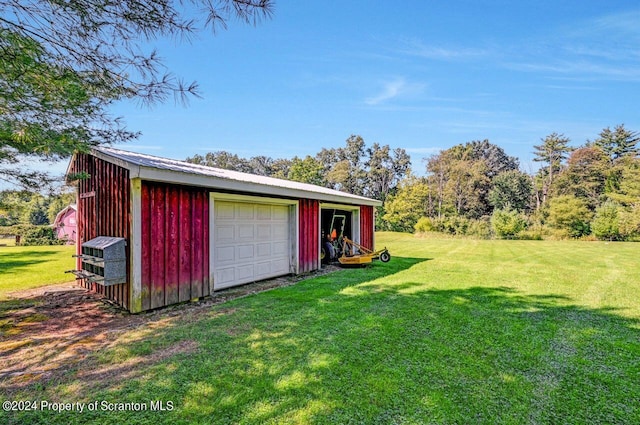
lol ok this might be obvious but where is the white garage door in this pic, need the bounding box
[213,200,291,290]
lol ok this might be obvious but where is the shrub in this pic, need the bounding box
[516,230,543,240]
[14,225,64,246]
[591,201,621,241]
[466,219,492,239]
[619,204,640,240]
[414,217,434,233]
[547,195,593,238]
[491,208,526,239]
[416,216,491,239]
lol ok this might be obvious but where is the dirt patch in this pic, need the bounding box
[0,266,340,394]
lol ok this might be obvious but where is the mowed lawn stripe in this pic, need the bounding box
[2,232,639,424]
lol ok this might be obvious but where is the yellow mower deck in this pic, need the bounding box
[337,237,390,266]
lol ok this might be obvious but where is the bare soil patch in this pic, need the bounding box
[0,266,339,394]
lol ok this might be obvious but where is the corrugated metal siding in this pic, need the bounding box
[140,181,210,310]
[298,199,320,273]
[70,153,130,310]
[360,205,374,250]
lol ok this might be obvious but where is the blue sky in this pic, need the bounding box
[48,1,640,177]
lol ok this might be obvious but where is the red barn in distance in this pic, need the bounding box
[52,204,77,243]
[67,147,380,313]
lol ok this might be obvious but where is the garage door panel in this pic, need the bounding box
[216,246,235,263]
[257,224,272,240]
[273,206,288,220]
[257,243,271,257]
[217,267,236,285]
[271,258,289,274]
[237,264,255,280]
[214,200,292,290]
[239,225,255,240]
[257,205,272,219]
[216,202,235,219]
[237,244,255,260]
[238,203,254,219]
[273,223,288,237]
[272,241,288,256]
[216,225,235,242]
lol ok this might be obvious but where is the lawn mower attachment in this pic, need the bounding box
[337,236,391,266]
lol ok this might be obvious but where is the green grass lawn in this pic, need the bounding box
[3,232,640,424]
[0,245,76,299]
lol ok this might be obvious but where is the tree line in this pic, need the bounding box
[386,124,640,241]
[187,126,640,241]
[186,134,411,203]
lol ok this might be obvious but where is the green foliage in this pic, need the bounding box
[533,132,572,205]
[287,155,325,186]
[426,140,518,219]
[1,0,273,189]
[18,225,63,246]
[424,216,491,239]
[488,170,533,211]
[547,195,593,238]
[491,207,527,239]
[0,224,63,245]
[607,155,640,207]
[553,146,609,209]
[592,124,640,160]
[0,190,51,225]
[591,201,621,241]
[414,216,434,233]
[382,176,430,232]
[619,204,640,240]
[46,191,76,224]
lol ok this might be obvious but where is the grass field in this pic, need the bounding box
[0,244,76,299]
[2,232,640,424]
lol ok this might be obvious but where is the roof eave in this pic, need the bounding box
[136,166,381,206]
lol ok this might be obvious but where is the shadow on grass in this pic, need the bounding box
[0,250,66,274]
[4,256,640,424]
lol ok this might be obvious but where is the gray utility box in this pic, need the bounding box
[70,236,127,286]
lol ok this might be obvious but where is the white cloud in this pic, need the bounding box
[364,78,425,106]
[397,38,488,61]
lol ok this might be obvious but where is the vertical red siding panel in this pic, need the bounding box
[360,205,374,250]
[151,186,166,309]
[312,200,318,270]
[191,190,204,298]
[178,188,192,302]
[202,192,210,297]
[298,199,320,273]
[141,183,151,311]
[165,186,180,305]
[302,200,307,272]
[300,200,307,273]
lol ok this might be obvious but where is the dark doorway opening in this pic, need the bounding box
[321,209,352,264]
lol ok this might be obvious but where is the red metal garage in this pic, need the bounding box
[67,147,381,312]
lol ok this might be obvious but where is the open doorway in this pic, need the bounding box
[320,208,353,264]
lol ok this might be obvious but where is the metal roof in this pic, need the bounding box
[87,147,381,206]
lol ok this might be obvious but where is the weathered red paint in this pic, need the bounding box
[71,152,375,313]
[360,205,375,250]
[141,181,210,309]
[69,153,130,310]
[298,199,320,273]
